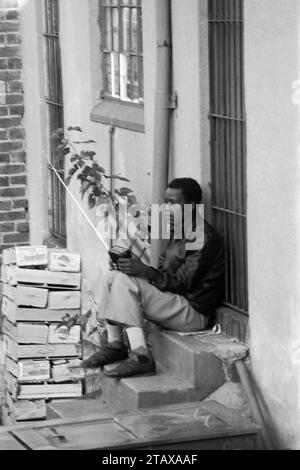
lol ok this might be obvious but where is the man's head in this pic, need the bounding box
[164,178,202,206]
[164,178,202,233]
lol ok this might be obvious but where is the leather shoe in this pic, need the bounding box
[103,354,156,378]
[81,343,128,369]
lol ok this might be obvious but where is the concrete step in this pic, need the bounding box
[81,325,249,415]
[149,324,248,391]
[99,367,202,413]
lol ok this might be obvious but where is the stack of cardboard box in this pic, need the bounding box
[0,246,84,424]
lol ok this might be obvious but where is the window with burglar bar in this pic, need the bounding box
[208,0,248,315]
[99,0,144,104]
[43,0,66,241]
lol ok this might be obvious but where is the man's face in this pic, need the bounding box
[164,187,185,206]
[164,187,186,232]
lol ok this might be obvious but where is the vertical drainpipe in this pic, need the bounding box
[109,125,115,249]
[109,125,115,196]
[150,0,172,267]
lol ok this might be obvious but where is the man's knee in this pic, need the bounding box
[105,270,132,289]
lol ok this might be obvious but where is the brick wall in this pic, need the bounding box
[0,0,29,256]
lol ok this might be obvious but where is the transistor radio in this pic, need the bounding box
[108,245,132,263]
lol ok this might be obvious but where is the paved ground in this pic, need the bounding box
[0,400,261,450]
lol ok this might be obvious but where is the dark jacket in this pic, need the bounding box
[152,220,225,318]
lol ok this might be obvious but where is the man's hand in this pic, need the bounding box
[109,260,118,271]
[117,253,147,278]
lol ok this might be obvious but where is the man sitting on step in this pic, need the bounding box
[82,178,225,378]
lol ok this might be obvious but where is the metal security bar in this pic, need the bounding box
[208,0,248,314]
[43,0,66,241]
[99,0,143,103]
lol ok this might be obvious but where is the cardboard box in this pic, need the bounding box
[3,246,48,267]
[49,251,81,273]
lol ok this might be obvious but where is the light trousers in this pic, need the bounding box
[104,271,207,332]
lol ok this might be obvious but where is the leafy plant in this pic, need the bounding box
[51,126,136,210]
[55,309,97,338]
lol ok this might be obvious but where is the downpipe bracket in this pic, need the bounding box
[169,90,178,109]
[155,90,177,110]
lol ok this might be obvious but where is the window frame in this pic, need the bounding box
[99,0,144,105]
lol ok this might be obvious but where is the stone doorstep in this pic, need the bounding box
[149,324,249,387]
[99,367,204,413]
[80,324,249,414]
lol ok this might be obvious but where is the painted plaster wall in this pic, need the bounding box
[244,0,300,449]
[58,0,156,314]
[170,0,211,216]
[58,0,210,313]
[21,0,300,448]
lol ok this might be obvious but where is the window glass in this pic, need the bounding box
[100,0,143,104]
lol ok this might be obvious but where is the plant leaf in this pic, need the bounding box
[80,181,92,199]
[94,172,102,182]
[83,309,92,320]
[127,194,137,205]
[51,128,65,139]
[93,186,102,197]
[88,326,99,337]
[67,126,83,132]
[88,193,96,209]
[80,150,96,159]
[116,176,131,182]
[73,140,96,144]
[104,174,130,182]
[55,313,79,331]
[56,144,70,159]
[65,164,79,184]
[119,187,133,195]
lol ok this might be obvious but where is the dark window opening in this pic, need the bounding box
[208,0,248,315]
[43,0,66,242]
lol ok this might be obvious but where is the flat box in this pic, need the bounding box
[0,364,5,406]
[0,407,18,428]
[5,357,50,383]
[13,359,50,382]
[5,356,18,378]
[48,325,81,344]
[2,285,48,308]
[3,246,48,267]
[3,266,81,290]
[4,335,81,360]
[1,283,16,301]
[1,297,80,323]
[48,291,81,310]
[7,372,82,400]
[0,265,14,284]
[49,251,81,272]
[51,359,85,383]
[2,318,48,345]
[6,393,47,422]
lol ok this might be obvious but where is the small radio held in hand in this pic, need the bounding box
[108,245,132,263]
